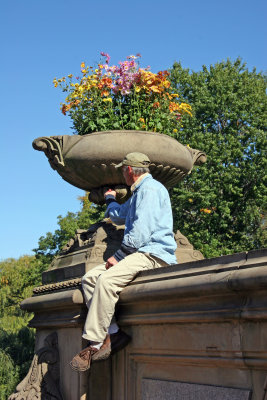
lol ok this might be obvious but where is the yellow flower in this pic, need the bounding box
[81,62,85,69]
[53,79,58,88]
[173,128,177,133]
[188,198,193,203]
[179,103,192,116]
[103,98,112,102]
[139,118,145,123]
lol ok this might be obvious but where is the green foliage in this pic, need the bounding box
[0,255,45,398]
[169,58,267,257]
[0,349,19,400]
[34,194,104,263]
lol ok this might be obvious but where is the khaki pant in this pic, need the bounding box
[82,252,167,342]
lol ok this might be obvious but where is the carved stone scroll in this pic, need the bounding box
[8,332,63,400]
[32,131,207,201]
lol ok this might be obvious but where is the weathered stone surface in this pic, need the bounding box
[32,131,206,201]
[42,220,124,285]
[20,249,267,399]
[141,379,251,400]
[175,230,204,263]
[8,332,63,400]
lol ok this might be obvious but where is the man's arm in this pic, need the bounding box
[104,189,137,268]
[104,189,130,225]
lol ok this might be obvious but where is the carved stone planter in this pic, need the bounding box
[33,130,206,204]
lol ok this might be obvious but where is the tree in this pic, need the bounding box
[169,58,266,257]
[34,195,104,265]
[0,349,19,400]
[0,255,46,398]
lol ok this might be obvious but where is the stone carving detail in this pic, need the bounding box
[185,146,207,167]
[175,230,204,263]
[9,332,62,400]
[60,220,124,255]
[89,185,131,205]
[33,277,82,294]
[33,136,65,170]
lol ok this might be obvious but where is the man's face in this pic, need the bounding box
[122,166,133,186]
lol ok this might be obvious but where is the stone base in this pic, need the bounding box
[16,249,267,400]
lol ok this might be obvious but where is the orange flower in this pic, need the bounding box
[61,104,67,115]
[169,102,180,113]
[200,208,212,214]
[101,90,110,97]
[98,77,113,90]
[153,102,160,108]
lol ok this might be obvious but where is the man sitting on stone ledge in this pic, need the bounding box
[70,152,177,372]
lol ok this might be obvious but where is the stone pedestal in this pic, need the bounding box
[10,232,267,399]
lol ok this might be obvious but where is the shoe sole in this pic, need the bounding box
[69,360,91,372]
[111,333,131,355]
[92,345,111,361]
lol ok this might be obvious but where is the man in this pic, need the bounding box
[70,152,177,372]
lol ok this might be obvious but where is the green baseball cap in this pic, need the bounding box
[115,152,151,168]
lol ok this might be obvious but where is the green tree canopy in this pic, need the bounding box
[0,256,45,398]
[34,195,104,266]
[169,58,266,257]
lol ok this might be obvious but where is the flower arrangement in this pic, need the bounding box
[53,53,192,136]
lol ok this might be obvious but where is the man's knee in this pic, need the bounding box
[81,263,106,288]
[81,270,97,288]
[95,272,113,291]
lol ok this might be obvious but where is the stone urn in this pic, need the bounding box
[33,130,206,204]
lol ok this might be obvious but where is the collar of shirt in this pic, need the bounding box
[130,173,150,193]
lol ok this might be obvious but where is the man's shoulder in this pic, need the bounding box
[140,174,168,193]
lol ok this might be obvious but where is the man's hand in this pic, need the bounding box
[105,256,118,270]
[104,188,116,198]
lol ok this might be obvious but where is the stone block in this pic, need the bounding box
[141,379,251,400]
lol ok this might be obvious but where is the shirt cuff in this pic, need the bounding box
[113,243,137,262]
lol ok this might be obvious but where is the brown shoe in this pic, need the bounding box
[92,335,112,361]
[70,345,98,372]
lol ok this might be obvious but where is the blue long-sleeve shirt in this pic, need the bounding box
[105,174,177,265]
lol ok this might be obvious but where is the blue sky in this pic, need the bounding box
[1,0,266,260]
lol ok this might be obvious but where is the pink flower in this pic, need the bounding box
[100,52,111,64]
